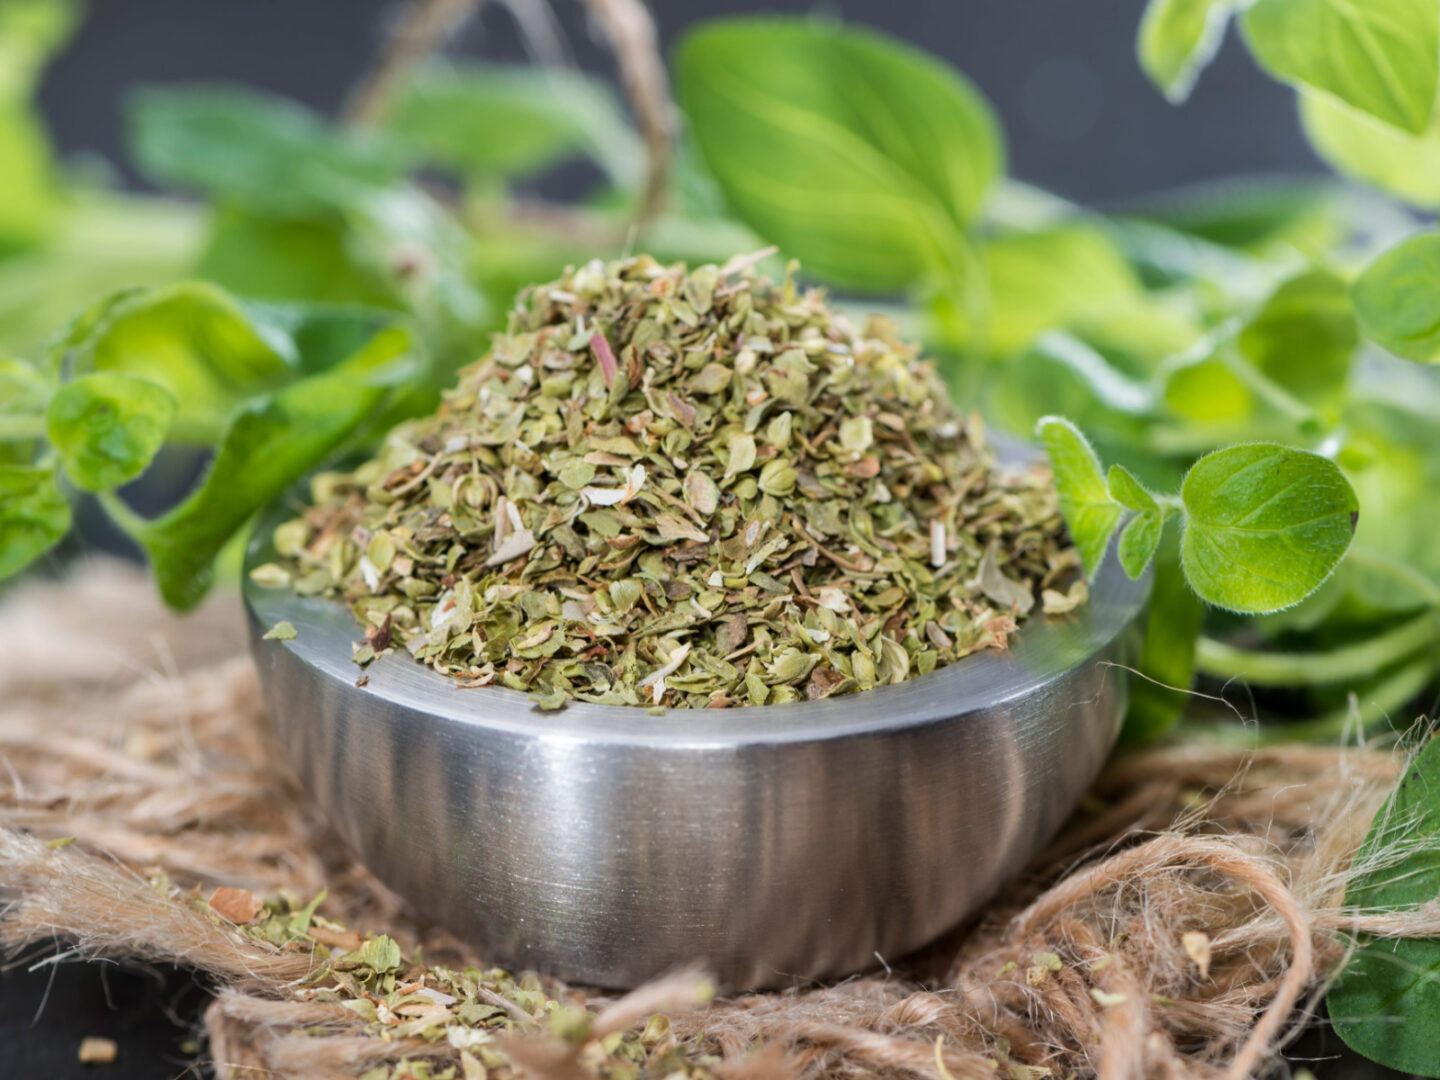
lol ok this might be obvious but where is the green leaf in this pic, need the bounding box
[128,86,491,386]
[1329,735,1440,1076]
[1122,175,1351,255]
[0,356,50,415]
[1137,0,1234,103]
[1159,326,1326,440]
[1339,382,1440,617]
[0,195,203,358]
[128,323,416,610]
[985,332,1156,446]
[676,17,1003,291]
[1118,510,1164,579]
[1301,92,1440,211]
[1160,352,1255,430]
[0,0,78,97]
[355,934,402,973]
[1108,463,1160,512]
[64,283,420,442]
[379,62,643,190]
[196,207,404,310]
[1036,416,1122,577]
[128,85,407,215]
[940,225,1152,356]
[0,0,82,252]
[1237,266,1357,408]
[71,282,296,437]
[0,463,70,579]
[1240,0,1439,135]
[46,372,177,492]
[1179,443,1358,613]
[1110,467,1166,580]
[1120,525,1203,744]
[1352,232,1440,364]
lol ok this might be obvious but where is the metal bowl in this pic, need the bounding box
[245,512,1147,989]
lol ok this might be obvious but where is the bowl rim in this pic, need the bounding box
[245,499,1149,748]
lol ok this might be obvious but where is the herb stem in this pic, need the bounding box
[1195,611,1440,688]
[97,489,150,539]
[580,0,675,222]
[1264,656,1437,744]
[0,415,46,441]
[343,0,485,127]
[1191,654,1437,747]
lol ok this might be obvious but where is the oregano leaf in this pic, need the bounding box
[1108,463,1160,513]
[1137,0,1234,104]
[0,464,70,580]
[1036,415,1121,577]
[46,372,176,492]
[1329,735,1440,1076]
[1353,231,1440,364]
[129,324,417,610]
[1238,265,1357,408]
[1301,91,1440,211]
[1179,443,1358,613]
[1118,510,1165,580]
[1241,0,1439,135]
[677,17,1003,290]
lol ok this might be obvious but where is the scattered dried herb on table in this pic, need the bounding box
[200,887,717,1080]
[258,254,1083,709]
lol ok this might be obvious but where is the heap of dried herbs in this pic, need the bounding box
[202,886,717,1080]
[260,255,1082,708]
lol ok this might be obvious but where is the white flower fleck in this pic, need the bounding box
[639,640,693,705]
[359,555,381,592]
[582,464,647,507]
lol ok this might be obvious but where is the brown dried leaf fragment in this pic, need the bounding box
[209,886,265,925]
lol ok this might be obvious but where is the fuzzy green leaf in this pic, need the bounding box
[937,226,1151,357]
[1301,92,1440,211]
[46,372,176,492]
[1353,232,1440,364]
[1241,0,1439,135]
[1137,0,1234,103]
[1108,463,1160,513]
[1036,416,1121,577]
[129,85,407,215]
[70,282,296,439]
[1179,443,1358,613]
[1118,510,1164,579]
[379,62,643,190]
[129,324,417,610]
[1238,266,1357,408]
[0,0,81,252]
[1329,736,1440,1076]
[676,17,1002,290]
[0,463,70,579]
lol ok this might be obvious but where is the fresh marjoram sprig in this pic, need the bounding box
[1037,415,1358,614]
[260,255,1084,710]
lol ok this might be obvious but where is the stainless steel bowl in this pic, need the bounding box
[245,513,1147,989]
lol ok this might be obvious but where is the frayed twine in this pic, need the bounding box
[1,560,1436,1080]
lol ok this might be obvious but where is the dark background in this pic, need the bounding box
[10,2,1357,1078]
[36,0,1322,205]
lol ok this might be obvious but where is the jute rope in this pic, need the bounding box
[0,560,1433,1079]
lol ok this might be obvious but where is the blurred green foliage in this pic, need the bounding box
[0,1,1437,756]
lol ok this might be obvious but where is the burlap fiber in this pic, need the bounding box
[2,560,1435,1080]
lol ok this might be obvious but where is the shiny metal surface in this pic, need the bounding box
[245,515,1147,989]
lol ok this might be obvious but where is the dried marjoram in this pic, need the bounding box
[260,255,1084,709]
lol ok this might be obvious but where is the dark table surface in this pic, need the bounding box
[0,958,1418,1080]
